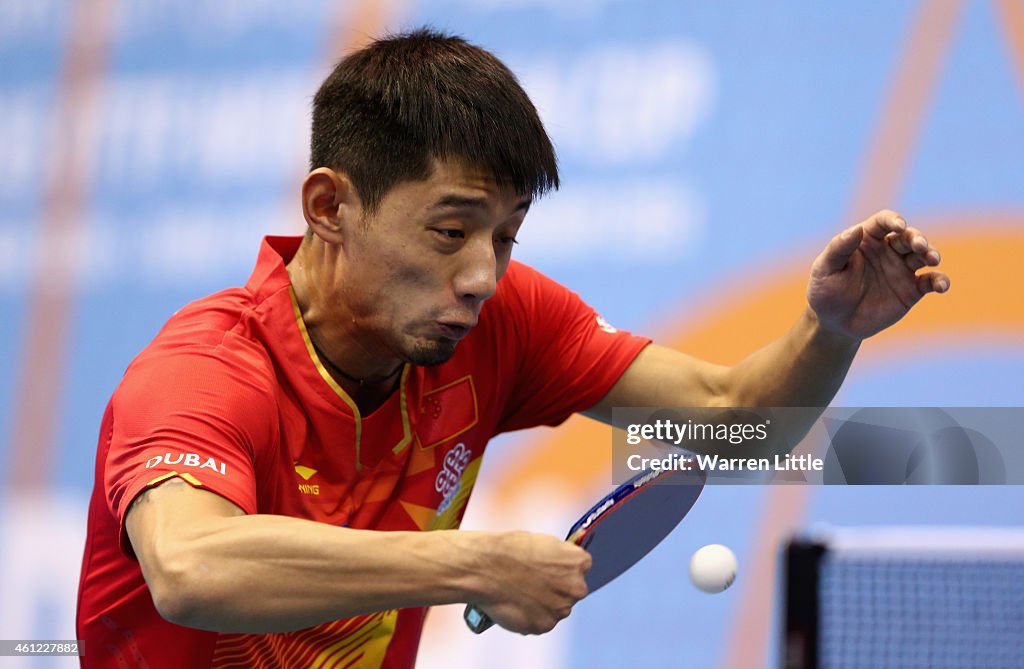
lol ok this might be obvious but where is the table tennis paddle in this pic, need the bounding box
[464,464,705,633]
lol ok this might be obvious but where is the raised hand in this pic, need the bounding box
[806,210,950,340]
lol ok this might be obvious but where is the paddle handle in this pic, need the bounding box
[463,603,495,633]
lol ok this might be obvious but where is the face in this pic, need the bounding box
[339,159,530,366]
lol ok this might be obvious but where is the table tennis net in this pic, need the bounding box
[782,527,1024,669]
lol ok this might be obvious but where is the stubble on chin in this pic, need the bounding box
[404,338,458,367]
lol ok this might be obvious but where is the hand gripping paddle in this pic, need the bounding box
[464,465,705,633]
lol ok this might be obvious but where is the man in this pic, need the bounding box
[76,28,948,668]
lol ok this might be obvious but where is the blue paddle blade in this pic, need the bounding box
[464,465,704,633]
[571,466,704,593]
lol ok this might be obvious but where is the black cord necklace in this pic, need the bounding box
[308,337,403,386]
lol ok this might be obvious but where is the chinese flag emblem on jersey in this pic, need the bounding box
[415,376,478,449]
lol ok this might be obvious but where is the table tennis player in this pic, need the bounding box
[76,28,948,669]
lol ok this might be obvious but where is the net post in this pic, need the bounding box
[781,538,825,669]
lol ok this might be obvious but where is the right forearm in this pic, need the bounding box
[149,514,492,633]
[130,479,590,636]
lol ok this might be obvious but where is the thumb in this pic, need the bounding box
[815,225,864,275]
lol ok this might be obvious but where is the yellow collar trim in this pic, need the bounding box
[288,287,413,469]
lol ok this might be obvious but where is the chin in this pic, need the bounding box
[405,339,458,367]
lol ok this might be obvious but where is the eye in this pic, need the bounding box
[435,229,465,240]
[497,236,519,246]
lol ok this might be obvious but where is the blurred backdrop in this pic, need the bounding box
[1,0,1022,667]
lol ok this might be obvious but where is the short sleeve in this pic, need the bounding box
[495,262,651,433]
[104,344,276,555]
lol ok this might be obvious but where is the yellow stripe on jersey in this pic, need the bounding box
[309,610,397,669]
[391,365,413,456]
[145,470,204,488]
[289,286,365,468]
[289,286,415,469]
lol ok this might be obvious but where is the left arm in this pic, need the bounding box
[586,210,948,428]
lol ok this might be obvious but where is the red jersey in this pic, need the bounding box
[77,236,650,668]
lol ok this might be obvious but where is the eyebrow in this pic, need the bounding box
[429,194,532,213]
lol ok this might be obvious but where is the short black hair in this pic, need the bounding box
[310,28,559,214]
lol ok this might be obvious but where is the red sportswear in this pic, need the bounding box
[77,236,650,668]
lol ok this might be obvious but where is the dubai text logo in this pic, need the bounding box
[145,452,227,475]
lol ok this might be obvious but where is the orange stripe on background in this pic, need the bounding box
[477,2,978,665]
[489,223,1022,506]
[476,221,1020,664]
[719,229,1011,669]
[490,2,976,509]
[866,217,1024,339]
[723,0,967,663]
[327,0,403,62]
[6,0,117,491]
[995,0,1024,92]
[848,0,965,219]
[284,0,406,234]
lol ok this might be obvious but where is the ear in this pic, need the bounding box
[301,168,363,244]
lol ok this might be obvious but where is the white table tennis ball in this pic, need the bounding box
[689,544,737,593]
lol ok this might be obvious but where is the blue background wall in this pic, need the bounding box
[1,1,1021,667]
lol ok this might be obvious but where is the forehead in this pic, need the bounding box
[426,158,511,197]
[391,158,530,211]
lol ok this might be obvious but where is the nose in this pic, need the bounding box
[452,238,498,304]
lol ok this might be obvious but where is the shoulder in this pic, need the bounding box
[118,287,279,412]
[143,284,276,361]
[148,286,262,349]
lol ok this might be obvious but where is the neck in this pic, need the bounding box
[286,236,404,388]
[307,334,403,386]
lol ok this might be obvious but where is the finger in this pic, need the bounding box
[915,271,951,295]
[903,226,930,254]
[886,226,931,255]
[905,254,927,272]
[886,231,913,255]
[579,551,593,575]
[904,246,941,272]
[862,210,907,240]
[817,224,865,274]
